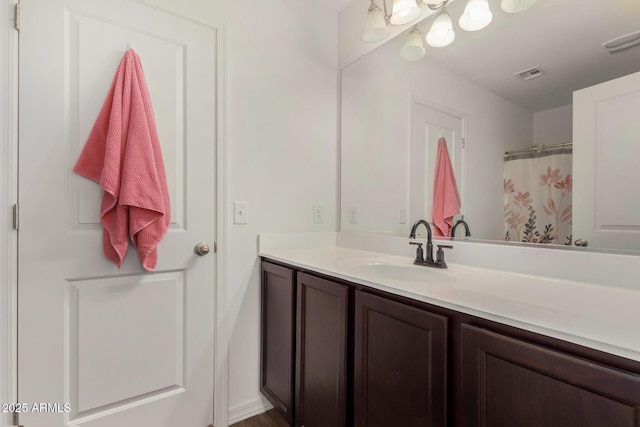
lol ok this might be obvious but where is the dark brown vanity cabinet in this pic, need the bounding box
[354,290,448,427]
[295,273,349,427]
[261,259,640,427]
[261,262,296,424]
[262,260,449,426]
[261,262,350,427]
[460,324,640,427]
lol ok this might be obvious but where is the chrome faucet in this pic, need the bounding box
[409,219,452,268]
[451,218,471,239]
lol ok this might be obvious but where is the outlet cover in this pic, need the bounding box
[313,204,324,224]
[348,206,358,224]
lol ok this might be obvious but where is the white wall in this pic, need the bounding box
[141,0,340,420]
[340,32,532,240]
[533,104,573,145]
[225,0,338,420]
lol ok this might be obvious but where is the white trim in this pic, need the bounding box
[227,397,273,426]
[214,24,229,427]
[1,0,18,426]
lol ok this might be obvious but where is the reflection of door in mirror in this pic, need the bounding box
[410,101,465,236]
[574,71,640,252]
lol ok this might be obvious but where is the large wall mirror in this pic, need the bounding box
[340,0,640,253]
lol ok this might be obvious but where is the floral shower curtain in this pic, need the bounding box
[504,151,572,245]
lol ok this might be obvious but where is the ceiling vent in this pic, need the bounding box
[514,67,542,81]
[603,31,640,54]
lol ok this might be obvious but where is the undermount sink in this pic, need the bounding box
[343,260,456,284]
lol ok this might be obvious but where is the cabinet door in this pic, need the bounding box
[295,273,348,427]
[461,324,640,427]
[261,262,296,424]
[354,291,448,427]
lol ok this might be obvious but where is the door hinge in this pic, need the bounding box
[14,3,20,32]
[462,137,466,148]
[12,204,19,230]
[11,410,24,427]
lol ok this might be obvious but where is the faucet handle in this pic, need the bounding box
[409,241,424,263]
[435,244,453,267]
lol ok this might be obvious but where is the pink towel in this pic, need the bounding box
[432,137,461,237]
[73,49,170,271]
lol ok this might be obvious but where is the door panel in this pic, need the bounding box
[410,101,465,228]
[573,71,640,251]
[71,272,184,414]
[18,1,217,426]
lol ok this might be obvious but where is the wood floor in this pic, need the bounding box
[230,409,289,427]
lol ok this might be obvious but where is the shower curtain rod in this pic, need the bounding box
[504,141,572,158]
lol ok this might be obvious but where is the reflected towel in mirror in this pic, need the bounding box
[432,137,461,237]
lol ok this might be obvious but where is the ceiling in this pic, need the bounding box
[338,0,640,113]
[413,0,640,112]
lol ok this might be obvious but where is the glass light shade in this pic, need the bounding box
[426,11,455,47]
[390,0,421,25]
[363,2,390,42]
[501,0,537,13]
[459,0,493,31]
[400,27,426,61]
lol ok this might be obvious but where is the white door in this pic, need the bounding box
[573,71,640,251]
[18,1,217,426]
[410,101,466,228]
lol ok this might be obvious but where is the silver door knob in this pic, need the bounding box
[574,238,588,247]
[194,242,211,256]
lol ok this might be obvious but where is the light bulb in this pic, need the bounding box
[400,26,426,61]
[426,11,455,47]
[501,0,537,13]
[363,1,390,42]
[459,0,493,31]
[390,0,421,25]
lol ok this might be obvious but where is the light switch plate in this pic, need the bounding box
[233,201,248,224]
[398,208,407,224]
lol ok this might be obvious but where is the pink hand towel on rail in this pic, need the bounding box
[432,137,461,237]
[73,49,170,271]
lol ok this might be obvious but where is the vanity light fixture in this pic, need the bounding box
[501,0,537,13]
[426,9,455,47]
[401,25,427,60]
[363,1,391,42]
[458,0,493,31]
[363,0,537,60]
[390,0,422,25]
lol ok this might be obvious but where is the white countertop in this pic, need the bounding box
[259,234,640,363]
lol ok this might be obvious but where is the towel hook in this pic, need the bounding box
[126,42,134,51]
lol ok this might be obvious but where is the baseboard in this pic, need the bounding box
[227,396,274,425]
